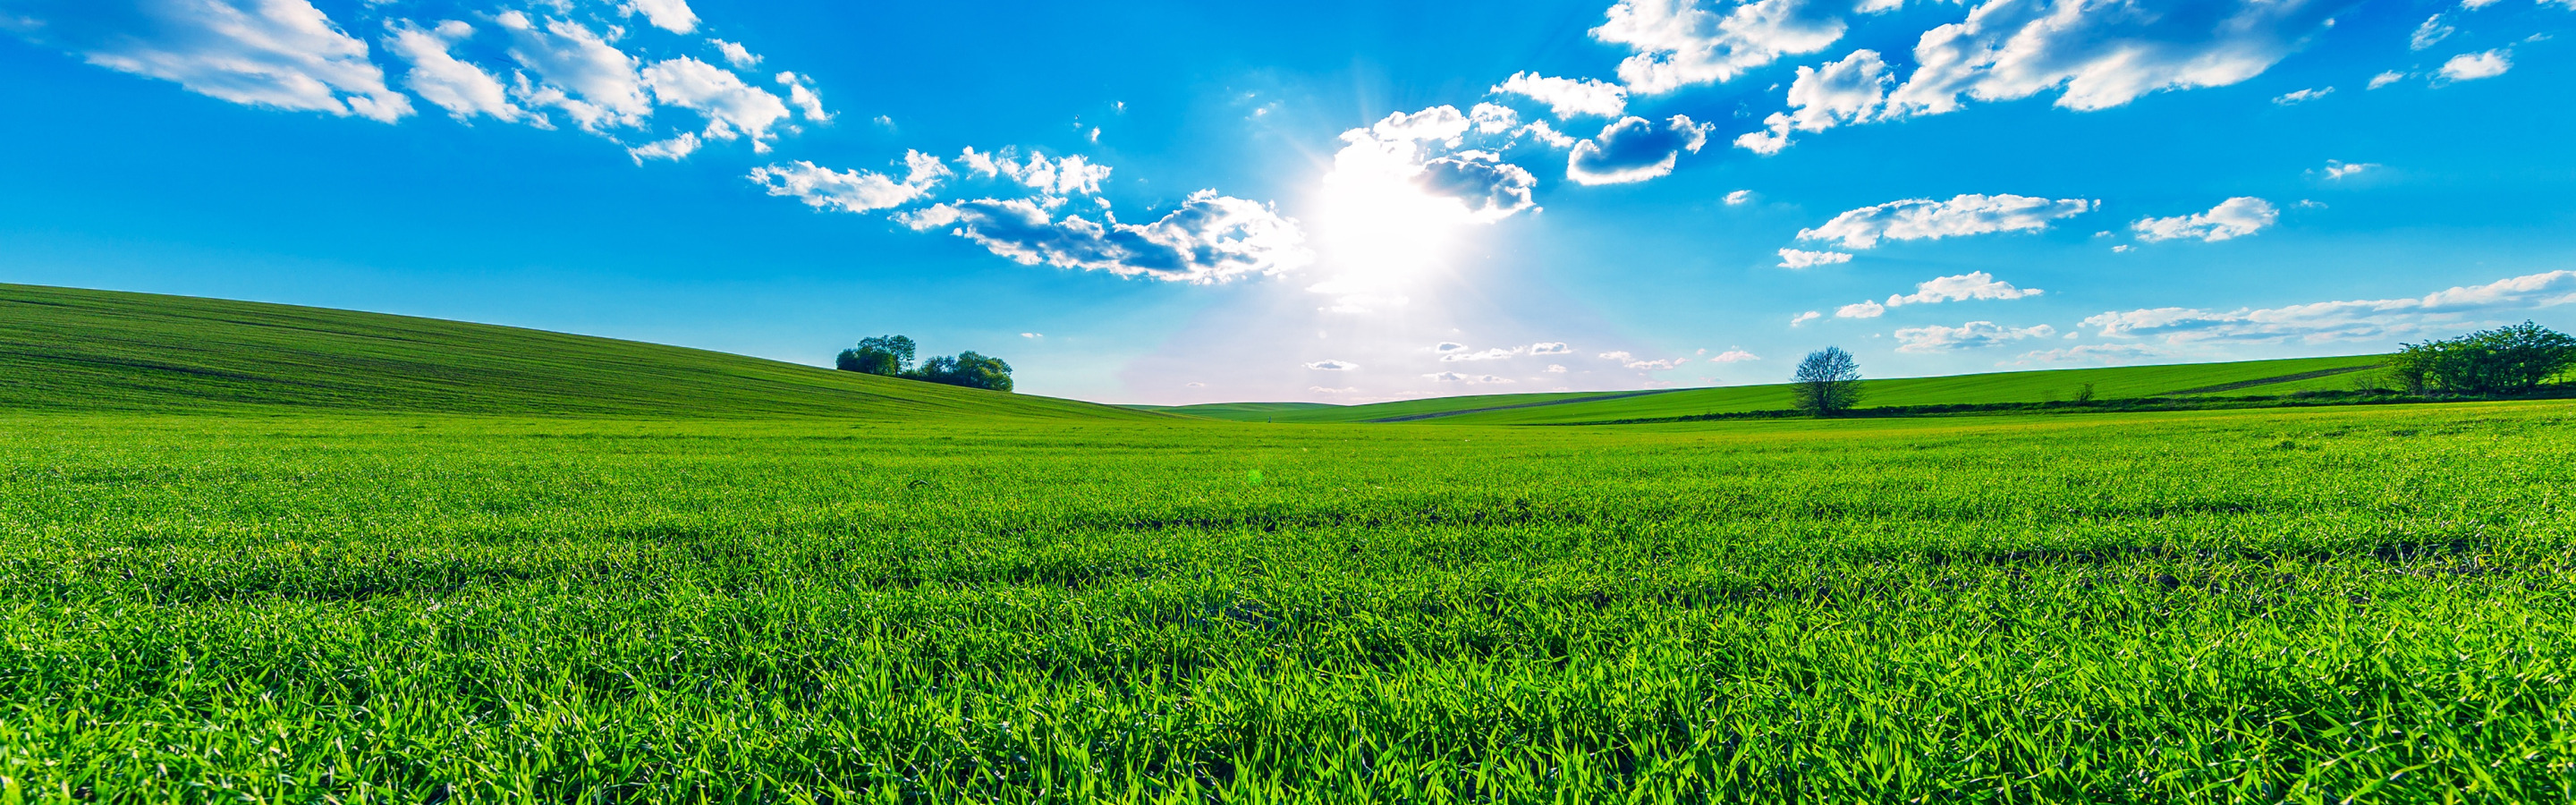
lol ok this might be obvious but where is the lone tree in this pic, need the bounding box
[837,335,916,376]
[2391,321,2576,395]
[1792,346,1864,416]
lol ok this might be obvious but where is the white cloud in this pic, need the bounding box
[2009,343,2168,365]
[1019,332,1042,339]
[957,147,1113,198]
[1600,351,1684,369]
[1593,0,1850,94]
[903,191,1310,284]
[1736,48,1889,154]
[641,56,791,152]
[2438,49,2512,80]
[1886,0,2343,116]
[1888,271,2041,305]
[1710,349,1761,362]
[1443,347,1521,361]
[775,72,828,122]
[1837,301,1885,318]
[712,39,758,69]
[2321,160,2374,180]
[626,132,699,162]
[2368,71,2409,89]
[1326,106,1540,226]
[1894,321,2056,352]
[1491,72,1629,118]
[1306,360,1360,370]
[2271,87,2333,105]
[1469,102,1521,134]
[1791,310,1823,326]
[1798,193,2095,250]
[1567,114,1714,185]
[1530,342,1573,354]
[2411,14,2454,51]
[1778,248,1853,268]
[1425,371,1513,384]
[2131,197,2277,242]
[1518,120,1579,149]
[622,0,699,35]
[49,0,412,123]
[1545,364,1570,373]
[497,12,649,132]
[385,20,523,123]
[749,152,948,213]
[1724,190,1756,205]
[2083,270,2576,344]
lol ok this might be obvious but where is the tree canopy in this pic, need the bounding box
[2392,321,2576,395]
[1792,347,1864,416]
[835,335,1013,393]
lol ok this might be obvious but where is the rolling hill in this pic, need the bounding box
[0,284,1158,420]
[1151,354,2390,424]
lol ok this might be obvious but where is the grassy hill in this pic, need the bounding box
[1157,354,2389,424]
[0,284,1157,420]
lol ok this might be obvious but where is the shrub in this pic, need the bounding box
[2390,321,2576,395]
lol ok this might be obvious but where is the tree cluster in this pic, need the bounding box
[836,335,1014,392]
[2389,321,2576,396]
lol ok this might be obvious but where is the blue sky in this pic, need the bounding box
[2,0,2571,403]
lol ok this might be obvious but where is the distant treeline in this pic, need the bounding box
[835,335,1013,392]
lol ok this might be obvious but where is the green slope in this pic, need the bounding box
[0,284,1158,420]
[1435,354,2389,425]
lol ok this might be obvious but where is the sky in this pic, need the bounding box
[1,0,2572,404]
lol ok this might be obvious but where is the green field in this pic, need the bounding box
[4,287,2572,801]
[1146,355,2390,424]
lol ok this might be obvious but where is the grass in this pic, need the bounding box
[3,403,2572,801]
[0,284,1150,420]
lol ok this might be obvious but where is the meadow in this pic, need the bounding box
[4,402,2572,802]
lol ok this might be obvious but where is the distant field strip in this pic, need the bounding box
[1361,388,1679,422]
[2165,363,2387,395]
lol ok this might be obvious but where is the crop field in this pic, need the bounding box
[5,402,2573,802]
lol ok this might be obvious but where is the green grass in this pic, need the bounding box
[0,284,1152,420]
[3,403,2572,801]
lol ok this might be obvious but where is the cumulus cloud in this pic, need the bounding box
[1305,360,1360,370]
[711,39,758,69]
[640,56,790,152]
[1737,0,2350,151]
[1778,248,1853,268]
[1425,371,1513,384]
[1567,114,1714,185]
[622,0,699,35]
[2271,87,2332,105]
[2010,343,2169,365]
[496,12,650,132]
[34,0,413,122]
[749,151,948,213]
[902,191,1310,284]
[2410,14,2454,51]
[626,132,699,162]
[1469,102,1521,134]
[1892,271,2042,305]
[775,72,828,122]
[385,20,523,123]
[1725,190,1756,205]
[1518,120,1579,149]
[1600,351,1685,369]
[1419,152,1539,222]
[2083,270,2576,344]
[1791,310,1823,326]
[2131,197,2277,242]
[1711,349,1761,362]
[1593,0,1850,94]
[1798,193,2095,250]
[1894,321,2056,352]
[1491,72,1629,118]
[1326,106,1542,225]
[957,147,1113,199]
[1837,301,1886,318]
[1443,347,1522,361]
[1736,49,1889,154]
[2320,160,2374,180]
[1530,342,1573,354]
[2438,49,2512,80]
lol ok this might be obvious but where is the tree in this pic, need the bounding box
[836,335,916,376]
[1791,346,1864,416]
[915,351,1014,392]
[2391,321,2576,395]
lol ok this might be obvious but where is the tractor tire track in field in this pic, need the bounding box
[1365,389,1684,422]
